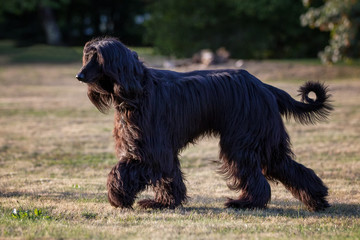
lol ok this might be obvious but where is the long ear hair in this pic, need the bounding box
[87,88,113,114]
[92,38,145,103]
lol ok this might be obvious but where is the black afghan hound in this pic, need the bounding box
[76,37,332,211]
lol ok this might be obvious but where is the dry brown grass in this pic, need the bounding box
[0,60,359,239]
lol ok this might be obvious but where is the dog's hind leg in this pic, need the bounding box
[138,163,187,210]
[266,153,330,211]
[107,161,149,208]
[220,147,271,209]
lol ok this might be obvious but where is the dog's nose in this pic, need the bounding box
[76,73,85,81]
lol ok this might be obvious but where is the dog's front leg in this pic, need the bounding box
[107,160,148,208]
[137,156,188,210]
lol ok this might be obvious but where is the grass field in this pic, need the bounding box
[0,43,360,239]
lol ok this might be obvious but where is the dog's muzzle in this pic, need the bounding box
[76,73,85,81]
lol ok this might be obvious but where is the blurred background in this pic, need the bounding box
[0,0,359,63]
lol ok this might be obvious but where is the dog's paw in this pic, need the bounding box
[306,199,330,212]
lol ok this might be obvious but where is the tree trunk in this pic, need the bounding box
[39,5,62,45]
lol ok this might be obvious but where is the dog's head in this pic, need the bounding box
[76,37,145,113]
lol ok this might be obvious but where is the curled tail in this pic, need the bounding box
[265,81,333,124]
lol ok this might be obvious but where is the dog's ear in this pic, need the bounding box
[99,42,145,102]
[87,89,113,114]
[115,50,144,100]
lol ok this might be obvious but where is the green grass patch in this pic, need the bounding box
[11,208,51,221]
[0,40,83,64]
[33,152,117,169]
[0,40,156,64]
[129,46,155,56]
[81,211,97,219]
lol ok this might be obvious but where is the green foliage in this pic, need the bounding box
[301,0,360,63]
[81,212,97,219]
[0,0,70,45]
[0,0,70,16]
[145,0,327,58]
[11,208,51,221]
[0,0,148,46]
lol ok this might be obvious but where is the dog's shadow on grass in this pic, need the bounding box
[174,196,360,218]
[0,190,107,204]
[2,191,359,218]
[180,200,360,218]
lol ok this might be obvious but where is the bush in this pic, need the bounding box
[145,0,328,59]
[301,0,360,63]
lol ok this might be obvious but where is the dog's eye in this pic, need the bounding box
[84,53,95,64]
[88,52,98,62]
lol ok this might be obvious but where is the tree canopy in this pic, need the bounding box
[1,0,359,62]
[145,0,328,59]
[301,0,360,63]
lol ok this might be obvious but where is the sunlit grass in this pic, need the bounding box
[0,45,359,239]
